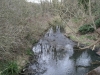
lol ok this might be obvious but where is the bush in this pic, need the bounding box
[95,18,100,28]
[78,24,95,34]
[78,18,100,34]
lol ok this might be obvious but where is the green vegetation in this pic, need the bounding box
[0,61,19,75]
[78,18,100,34]
[86,35,97,40]
[26,48,34,56]
[95,18,100,28]
[78,24,94,34]
[78,0,89,11]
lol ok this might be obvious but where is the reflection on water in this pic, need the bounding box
[76,67,89,75]
[76,51,91,67]
[27,27,95,75]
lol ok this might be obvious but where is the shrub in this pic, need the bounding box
[78,24,94,34]
[95,18,100,28]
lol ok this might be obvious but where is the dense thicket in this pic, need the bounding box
[0,0,49,62]
[0,0,100,74]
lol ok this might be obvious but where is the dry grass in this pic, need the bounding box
[0,0,52,71]
[0,14,51,68]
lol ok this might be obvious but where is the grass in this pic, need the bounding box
[86,35,96,40]
[0,61,19,75]
[26,48,34,56]
[0,0,51,72]
[0,61,8,71]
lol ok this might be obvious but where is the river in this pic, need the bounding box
[24,26,100,75]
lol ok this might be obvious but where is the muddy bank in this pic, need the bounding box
[86,66,100,75]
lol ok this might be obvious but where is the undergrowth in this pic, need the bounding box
[95,18,100,28]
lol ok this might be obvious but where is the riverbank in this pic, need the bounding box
[0,14,51,75]
[86,66,100,75]
[64,19,100,50]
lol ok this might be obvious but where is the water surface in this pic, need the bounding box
[27,27,100,75]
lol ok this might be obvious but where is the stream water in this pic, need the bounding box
[26,27,100,75]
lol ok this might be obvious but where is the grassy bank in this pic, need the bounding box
[0,0,51,74]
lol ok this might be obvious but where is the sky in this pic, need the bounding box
[26,0,61,3]
[26,0,51,3]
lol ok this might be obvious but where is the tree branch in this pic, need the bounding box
[78,38,100,50]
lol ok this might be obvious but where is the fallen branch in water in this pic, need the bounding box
[78,38,100,50]
[91,60,100,65]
